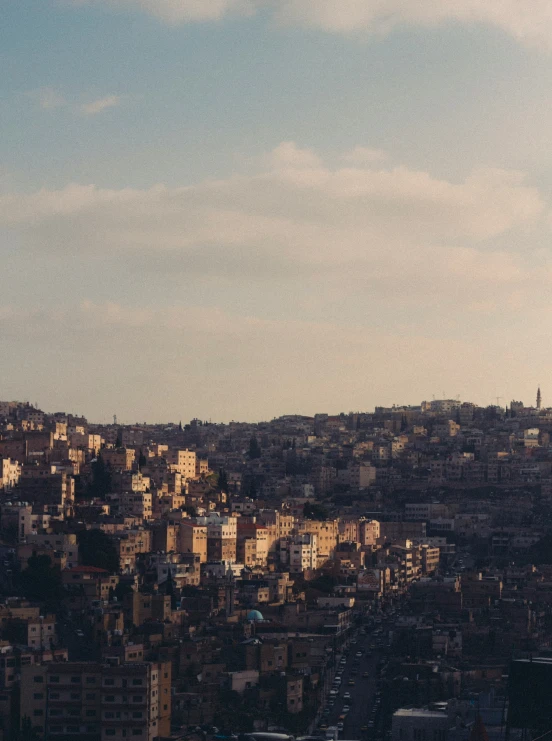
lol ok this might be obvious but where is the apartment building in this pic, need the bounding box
[237,522,269,567]
[296,519,338,564]
[21,659,171,741]
[280,533,318,572]
[197,514,237,563]
[179,521,208,562]
[0,457,21,490]
[360,518,381,547]
[166,449,196,481]
[102,448,136,471]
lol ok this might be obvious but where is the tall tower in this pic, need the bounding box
[537,387,542,410]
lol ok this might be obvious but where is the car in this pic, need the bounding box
[368,722,375,728]
[75,630,84,637]
[361,726,369,732]
[347,680,356,686]
[343,706,351,713]
[337,723,344,732]
[343,692,352,701]
[337,670,343,676]
[356,651,363,657]
[362,672,370,678]
[338,714,346,722]
[319,724,328,731]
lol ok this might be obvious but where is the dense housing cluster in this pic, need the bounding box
[1,395,552,741]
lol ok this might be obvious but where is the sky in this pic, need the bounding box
[2,0,552,423]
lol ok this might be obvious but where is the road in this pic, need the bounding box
[319,631,385,741]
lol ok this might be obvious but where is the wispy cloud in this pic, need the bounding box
[80,94,121,116]
[26,87,122,116]
[66,0,552,49]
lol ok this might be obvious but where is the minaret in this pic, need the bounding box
[537,387,542,410]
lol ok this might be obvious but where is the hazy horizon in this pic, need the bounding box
[3,1,552,421]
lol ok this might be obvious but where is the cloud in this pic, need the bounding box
[66,0,258,23]
[342,147,387,165]
[26,87,122,116]
[80,94,121,115]
[66,0,552,48]
[0,143,543,250]
[0,141,547,337]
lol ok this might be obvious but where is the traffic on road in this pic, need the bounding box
[316,613,395,741]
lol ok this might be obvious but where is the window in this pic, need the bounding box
[132,731,142,736]
[70,693,80,700]
[33,676,44,683]
[132,679,143,686]
[67,726,80,734]
[33,693,44,700]
[85,676,96,684]
[132,696,143,702]
[71,676,80,683]
[86,693,96,701]
[33,709,44,716]
[132,712,143,719]
[105,730,116,736]
[104,678,115,685]
[50,692,60,700]
[49,709,62,717]
[86,709,96,717]
[105,695,115,702]
[50,726,63,733]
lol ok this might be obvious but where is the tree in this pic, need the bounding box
[138,449,147,470]
[115,430,123,448]
[181,505,197,517]
[19,555,62,607]
[77,529,119,573]
[88,453,112,499]
[248,436,261,459]
[303,502,329,521]
[217,468,229,493]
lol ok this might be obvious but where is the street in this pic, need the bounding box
[319,629,386,741]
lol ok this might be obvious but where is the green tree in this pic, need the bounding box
[181,505,197,517]
[248,436,261,459]
[77,529,120,573]
[88,453,112,499]
[138,449,147,470]
[303,502,329,520]
[217,468,229,493]
[19,555,62,607]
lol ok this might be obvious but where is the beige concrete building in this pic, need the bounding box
[179,520,208,562]
[360,519,381,547]
[166,448,196,481]
[296,519,338,564]
[0,457,21,490]
[102,448,136,471]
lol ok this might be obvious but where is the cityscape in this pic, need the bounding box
[1,396,552,741]
[4,1,552,740]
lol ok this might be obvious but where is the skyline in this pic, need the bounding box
[3,1,552,421]
[5,389,547,426]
